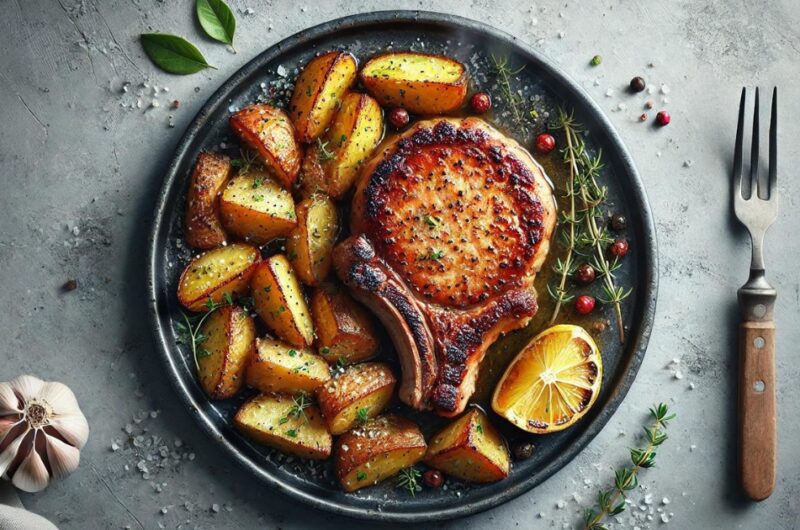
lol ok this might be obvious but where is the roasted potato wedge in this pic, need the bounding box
[359,52,468,115]
[177,243,261,312]
[322,92,384,198]
[196,305,256,399]
[289,51,358,143]
[219,167,297,245]
[234,393,332,460]
[184,152,232,250]
[246,338,330,393]
[250,254,315,347]
[424,407,510,483]
[317,362,396,435]
[296,142,328,198]
[334,414,426,492]
[311,283,379,364]
[229,105,301,188]
[286,194,339,285]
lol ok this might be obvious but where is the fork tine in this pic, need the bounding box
[734,88,746,198]
[768,87,777,200]
[750,88,760,199]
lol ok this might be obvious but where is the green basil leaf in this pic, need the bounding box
[196,0,236,46]
[140,33,212,75]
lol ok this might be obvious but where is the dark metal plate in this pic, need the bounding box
[147,10,658,522]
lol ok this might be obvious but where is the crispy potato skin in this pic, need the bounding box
[246,338,330,393]
[311,284,379,364]
[250,255,315,347]
[322,92,384,198]
[316,362,396,434]
[296,143,329,198]
[197,305,256,399]
[359,52,467,115]
[289,51,358,143]
[234,393,332,460]
[334,414,426,492]
[185,152,232,250]
[219,167,297,245]
[286,194,340,286]
[177,243,261,312]
[424,408,510,483]
[229,105,301,187]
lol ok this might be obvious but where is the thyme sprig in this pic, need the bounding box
[396,466,421,497]
[317,138,336,162]
[175,294,233,371]
[279,391,312,425]
[230,148,260,173]
[548,109,632,342]
[582,404,675,530]
[489,55,528,134]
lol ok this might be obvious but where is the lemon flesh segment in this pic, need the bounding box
[491,324,603,433]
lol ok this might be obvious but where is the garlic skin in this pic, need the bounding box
[0,375,89,492]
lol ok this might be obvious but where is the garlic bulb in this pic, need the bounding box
[0,375,89,492]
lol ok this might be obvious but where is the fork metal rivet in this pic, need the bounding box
[753,304,767,318]
[753,380,766,393]
[753,336,766,349]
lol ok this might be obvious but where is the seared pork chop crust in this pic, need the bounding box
[337,118,556,416]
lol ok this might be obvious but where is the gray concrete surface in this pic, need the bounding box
[1,0,799,528]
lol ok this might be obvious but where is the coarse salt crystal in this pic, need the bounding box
[556,500,566,509]
[661,84,671,94]
[605,89,614,97]
[662,497,670,505]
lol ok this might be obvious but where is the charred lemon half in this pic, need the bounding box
[492,324,602,433]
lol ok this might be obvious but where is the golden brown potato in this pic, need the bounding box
[423,407,510,483]
[250,255,315,347]
[316,362,396,435]
[246,338,330,394]
[321,92,384,198]
[334,414,426,492]
[196,305,256,399]
[360,52,468,115]
[229,105,301,188]
[234,393,332,460]
[184,152,232,250]
[286,195,339,286]
[296,143,328,199]
[289,51,358,143]
[311,284,379,364]
[219,167,297,245]
[177,243,261,312]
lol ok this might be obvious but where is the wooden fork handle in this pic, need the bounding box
[739,320,776,500]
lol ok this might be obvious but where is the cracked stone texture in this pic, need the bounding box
[1,0,799,528]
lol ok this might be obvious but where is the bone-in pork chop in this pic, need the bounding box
[334,117,556,417]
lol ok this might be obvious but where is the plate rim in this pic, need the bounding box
[147,10,659,522]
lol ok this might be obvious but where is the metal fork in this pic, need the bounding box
[733,87,778,501]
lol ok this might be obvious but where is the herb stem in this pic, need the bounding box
[583,404,675,530]
[550,110,630,342]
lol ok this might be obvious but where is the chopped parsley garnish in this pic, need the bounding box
[423,214,440,227]
[285,429,298,438]
[430,249,445,260]
[356,471,367,481]
[287,349,297,357]
[251,177,263,189]
[356,407,370,423]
